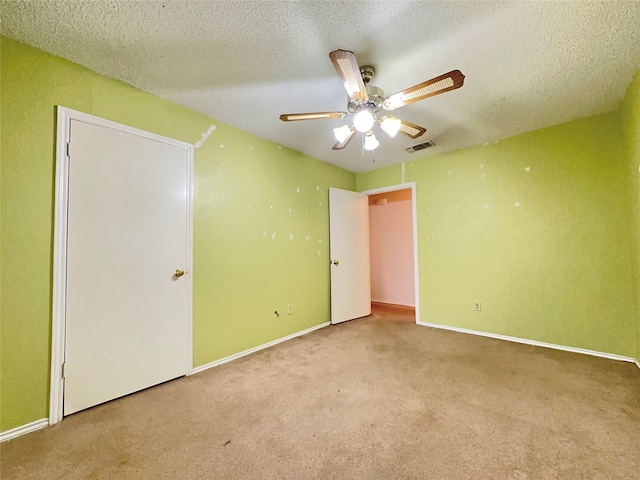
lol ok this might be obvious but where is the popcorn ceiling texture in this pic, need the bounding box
[1,0,640,172]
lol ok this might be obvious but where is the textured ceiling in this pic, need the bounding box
[2,1,640,173]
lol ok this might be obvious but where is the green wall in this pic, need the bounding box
[620,70,640,360]
[0,37,355,432]
[358,111,637,358]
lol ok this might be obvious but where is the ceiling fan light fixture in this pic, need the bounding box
[333,124,354,143]
[364,131,379,151]
[354,109,374,132]
[380,116,401,137]
[280,50,464,154]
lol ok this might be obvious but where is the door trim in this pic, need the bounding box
[50,106,194,425]
[362,182,420,324]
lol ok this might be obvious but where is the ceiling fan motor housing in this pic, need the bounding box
[348,84,385,113]
[346,65,384,113]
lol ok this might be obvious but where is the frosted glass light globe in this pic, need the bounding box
[354,110,374,133]
[333,124,353,143]
[364,132,379,151]
[380,116,401,137]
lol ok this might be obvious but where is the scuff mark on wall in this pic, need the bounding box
[194,125,217,149]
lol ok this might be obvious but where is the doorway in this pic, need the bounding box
[328,184,419,325]
[364,183,418,323]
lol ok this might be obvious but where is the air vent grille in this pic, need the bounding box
[406,141,436,153]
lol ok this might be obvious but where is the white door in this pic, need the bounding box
[64,119,191,416]
[329,188,371,324]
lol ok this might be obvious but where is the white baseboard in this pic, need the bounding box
[0,418,48,443]
[635,359,640,370]
[417,321,637,364]
[190,321,331,375]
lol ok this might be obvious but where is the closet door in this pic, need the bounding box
[64,118,191,415]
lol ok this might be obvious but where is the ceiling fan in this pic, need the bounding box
[279,49,465,151]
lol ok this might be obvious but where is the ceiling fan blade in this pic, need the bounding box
[329,49,368,102]
[398,119,427,139]
[280,111,347,122]
[332,129,357,150]
[383,70,465,110]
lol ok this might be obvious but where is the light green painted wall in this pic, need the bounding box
[358,112,636,357]
[0,37,355,432]
[620,70,640,360]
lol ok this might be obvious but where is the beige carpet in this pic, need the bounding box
[2,304,639,479]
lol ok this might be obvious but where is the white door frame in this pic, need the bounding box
[362,182,420,323]
[50,106,194,425]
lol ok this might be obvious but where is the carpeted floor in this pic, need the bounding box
[2,304,639,479]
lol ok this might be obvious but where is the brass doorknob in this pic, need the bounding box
[175,269,185,278]
[332,260,339,266]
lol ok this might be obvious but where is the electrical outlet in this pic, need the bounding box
[287,304,293,315]
[474,301,482,311]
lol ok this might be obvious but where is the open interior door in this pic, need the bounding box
[329,188,371,324]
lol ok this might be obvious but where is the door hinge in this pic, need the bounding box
[62,362,67,379]
[66,142,71,157]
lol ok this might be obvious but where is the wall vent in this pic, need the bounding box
[406,141,435,153]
